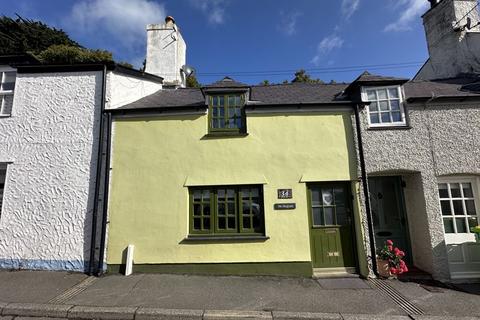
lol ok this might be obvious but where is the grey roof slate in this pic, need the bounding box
[203,76,249,88]
[353,71,409,83]
[117,75,480,111]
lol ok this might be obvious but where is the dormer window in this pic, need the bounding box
[362,86,406,127]
[0,68,16,116]
[208,94,246,133]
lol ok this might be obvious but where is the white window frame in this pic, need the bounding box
[437,176,480,244]
[0,66,16,117]
[361,85,407,128]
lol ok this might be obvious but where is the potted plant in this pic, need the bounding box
[377,240,408,278]
[471,225,480,243]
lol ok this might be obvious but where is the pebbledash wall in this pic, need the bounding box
[354,98,480,281]
[105,110,370,276]
[0,67,162,271]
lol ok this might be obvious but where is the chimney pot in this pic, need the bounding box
[165,16,175,24]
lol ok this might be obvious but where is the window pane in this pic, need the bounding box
[3,72,15,84]
[390,100,400,110]
[218,203,225,216]
[377,89,387,100]
[333,187,345,206]
[228,217,236,228]
[450,183,461,197]
[227,202,235,215]
[468,217,478,229]
[370,113,379,124]
[388,88,399,98]
[251,188,259,198]
[456,218,467,233]
[228,96,235,106]
[235,95,241,106]
[219,96,224,106]
[379,101,389,111]
[381,112,391,123]
[219,107,225,117]
[440,200,452,215]
[235,107,241,117]
[311,189,321,206]
[312,208,323,226]
[1,95,13,115]
[227,189,235,201]
[336,206,348,226]
[1,82,14,91]
[193,204,202,216]
[369,102,378,112]
[452,200,464,215]
[202,190,210,200]
[391,112,402,122]
[243,217,251,229]
[194,218,201,230]
[367,90,376,101]
[218,217,226,229]
[218,189,225,200]
[465,200,476,215]
[204,204,210,216]
[212,96,218,105]
[324,207,335,225]
[235,118,242,128]
[193,190,202,201]
[438,184,449,198]
[443,218,454,233]
[213,107,219,117]
[463,183,474,198]
[204,218,210,230]
[322,188,334,205]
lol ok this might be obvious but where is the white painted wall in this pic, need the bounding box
[0,70,102,271]
[106,71,162,110]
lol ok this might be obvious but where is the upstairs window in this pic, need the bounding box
[0,69,16,116]
[208,94,245,133]
[363,86,406,127]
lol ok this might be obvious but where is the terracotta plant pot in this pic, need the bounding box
[376,258,391,278]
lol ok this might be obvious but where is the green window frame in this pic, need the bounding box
[189,185,264,236]
[208,94,246,133]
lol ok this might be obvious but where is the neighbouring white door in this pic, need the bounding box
[438,177,480,280]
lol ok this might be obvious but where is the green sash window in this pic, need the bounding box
[209,94,245,133]
[189,186,264,236]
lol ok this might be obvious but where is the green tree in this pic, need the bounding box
[291,69,324,84]
[0,15,114,64]
[260,80,270,86]
[186,74,201,88]
[117,61,134,69]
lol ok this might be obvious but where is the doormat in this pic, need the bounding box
[369,278,425,315]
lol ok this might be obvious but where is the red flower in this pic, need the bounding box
[386,240,393,246]
[387,245,393,251]
[390,267,397,274]
[403,265,409,272]
[393,247,401,255]
[398,250,405,257]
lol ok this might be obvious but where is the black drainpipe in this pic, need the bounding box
[88,65,107,275]
[96,111,112,276]
[353,103,379,276]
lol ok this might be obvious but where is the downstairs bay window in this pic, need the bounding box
[189,186,264,237]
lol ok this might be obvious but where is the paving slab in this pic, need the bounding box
[135,307,203,320]
[67,306,137,320]
[2,303,72,318]
[203,310,272,319]
[316,279,370,290]
[65,274,403,315]
[272,311,341,319]
[0,271,86,303]
[341,315,411,320]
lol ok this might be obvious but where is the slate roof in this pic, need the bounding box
[352,71,409,83]
[117,74,480,111]
[203,76,249,88]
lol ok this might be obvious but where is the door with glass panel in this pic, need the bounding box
[438,178,480,279]
[307,183,356,269]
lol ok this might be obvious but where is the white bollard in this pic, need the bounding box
[125,244,134,276]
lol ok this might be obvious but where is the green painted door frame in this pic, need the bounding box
[307,182,357,269]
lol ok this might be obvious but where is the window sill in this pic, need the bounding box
[0,114,11,118]
[202,132,249,139]
[182,235,269,242]
[367,125,411,131]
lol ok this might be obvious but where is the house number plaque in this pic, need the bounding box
[277,189,292,199]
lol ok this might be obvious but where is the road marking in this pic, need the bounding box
[369,278,425,315]
[48,276,97,304]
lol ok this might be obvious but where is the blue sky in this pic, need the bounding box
[0,0,431,85]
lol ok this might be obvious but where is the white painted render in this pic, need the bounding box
[106,71,162,110]
[417,0,480,80]
[145,20,186,86]
[0,70,102,271]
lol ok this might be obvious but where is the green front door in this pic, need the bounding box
[308,183,356,268]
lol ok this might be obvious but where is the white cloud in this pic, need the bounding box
[67,0,166,47]
[341,0,360,20]
[384,0,428,32]
[278,11,302,36]
[311,35,344,66]
[190,0,228,25]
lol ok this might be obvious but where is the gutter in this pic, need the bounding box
[88,65,108,275]
[353,103,379,277]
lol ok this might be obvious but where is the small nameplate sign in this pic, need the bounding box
[274,203,296,210]
[277,189,293,199]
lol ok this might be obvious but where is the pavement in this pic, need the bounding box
[0,270,479,319]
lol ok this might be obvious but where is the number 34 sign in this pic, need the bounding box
[277,189,292,199]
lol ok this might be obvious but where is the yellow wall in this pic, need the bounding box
[107,111,358,265]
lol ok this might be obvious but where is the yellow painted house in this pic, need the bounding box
[105,77,369,277]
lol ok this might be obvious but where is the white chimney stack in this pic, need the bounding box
[145,16,187,87]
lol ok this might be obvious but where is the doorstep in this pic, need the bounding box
[312,267,359,279]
